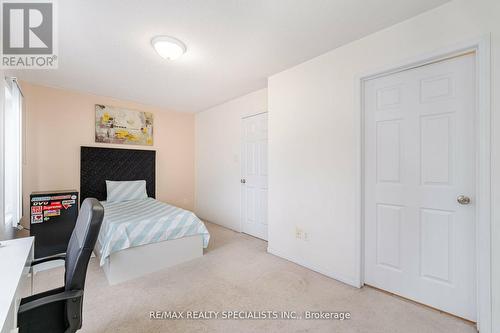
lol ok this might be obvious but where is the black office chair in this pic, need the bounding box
[18,198,104,333]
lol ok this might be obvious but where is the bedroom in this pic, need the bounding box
[0,0,499,332]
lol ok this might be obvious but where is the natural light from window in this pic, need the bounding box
[4,80,22,228]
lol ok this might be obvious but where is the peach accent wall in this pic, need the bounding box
[21,82,195,217]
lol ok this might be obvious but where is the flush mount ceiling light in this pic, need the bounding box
[151,36,187,60]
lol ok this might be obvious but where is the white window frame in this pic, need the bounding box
[3,77,23,228]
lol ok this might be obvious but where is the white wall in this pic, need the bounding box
[195,89,267,231]
[268,0,499,330]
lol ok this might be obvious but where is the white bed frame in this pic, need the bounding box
[98,235,204,285]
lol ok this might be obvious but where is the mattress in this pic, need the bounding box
[95,198,210,266]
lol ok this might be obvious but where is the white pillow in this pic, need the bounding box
[106,180,148,203]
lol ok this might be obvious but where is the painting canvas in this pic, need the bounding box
[95,104,153,146]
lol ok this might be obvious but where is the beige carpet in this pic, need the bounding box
[33,222,476,333]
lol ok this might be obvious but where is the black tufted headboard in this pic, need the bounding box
[80,146,156,203]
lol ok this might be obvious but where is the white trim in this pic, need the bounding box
[267,247,358,287]
[18,81,23,227]
[474,36,492,333]
[240,114,244,233]
[354,35,492,332]
[242,111,267,120]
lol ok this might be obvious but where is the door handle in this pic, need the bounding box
[241,179,246,184]
[457,195,471,205]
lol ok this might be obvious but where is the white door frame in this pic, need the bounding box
[240,111,268,236]
[354,36,491,332]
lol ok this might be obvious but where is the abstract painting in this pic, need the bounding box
[95,104,153,146]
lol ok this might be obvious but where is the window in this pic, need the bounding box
[3,78,23,228]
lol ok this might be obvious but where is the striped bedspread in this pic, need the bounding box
[96,198,210,266]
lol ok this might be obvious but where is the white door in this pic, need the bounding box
[241,112,268,240]
[364,53,476,321]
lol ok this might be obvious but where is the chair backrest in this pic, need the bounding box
[64,198,104,291]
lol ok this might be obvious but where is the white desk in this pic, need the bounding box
[0,237,34,333]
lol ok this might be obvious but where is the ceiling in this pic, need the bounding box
[14,0,450,113]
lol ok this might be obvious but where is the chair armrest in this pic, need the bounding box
[18,289,83,314]
[31,253,66,266]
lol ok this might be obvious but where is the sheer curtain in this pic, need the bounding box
[4,78,23,228]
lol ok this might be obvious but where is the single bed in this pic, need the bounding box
[80,146,209,285]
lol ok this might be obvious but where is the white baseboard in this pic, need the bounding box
[267,246,360,288]
[200,218,241,233]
